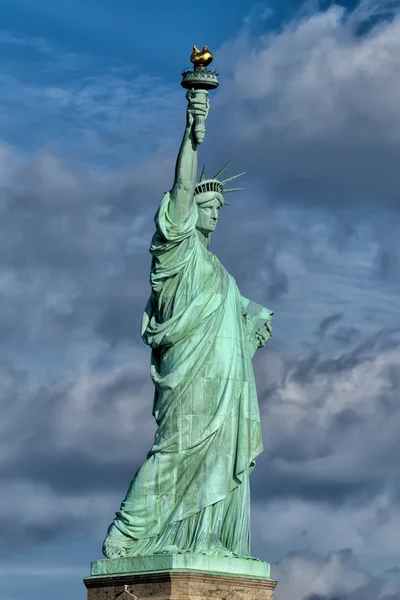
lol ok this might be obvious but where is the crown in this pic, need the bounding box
[194,161,245,203]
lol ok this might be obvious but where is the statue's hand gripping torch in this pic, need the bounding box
[186,88,210,144]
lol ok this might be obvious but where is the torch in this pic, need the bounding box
[181,46,219,144]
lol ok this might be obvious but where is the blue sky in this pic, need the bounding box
[1,1,400,600]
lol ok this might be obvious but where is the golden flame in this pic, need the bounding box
[190,45,213,67]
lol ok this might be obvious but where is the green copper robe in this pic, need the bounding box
[105,193,272,557]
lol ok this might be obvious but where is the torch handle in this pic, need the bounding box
[187,89,209,145]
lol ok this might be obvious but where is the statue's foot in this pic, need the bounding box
[157,545,179,554]
[102,523,128,558]
[212,545,258,560]
[230,551,261,561]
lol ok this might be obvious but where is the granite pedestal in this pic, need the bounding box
[84,555,277,600]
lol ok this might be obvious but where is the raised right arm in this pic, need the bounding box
[169,91,209,224]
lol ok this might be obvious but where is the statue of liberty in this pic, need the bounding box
[102,61,273,560]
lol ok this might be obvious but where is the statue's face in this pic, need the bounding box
[196,192,223,234]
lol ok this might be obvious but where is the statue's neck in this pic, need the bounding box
[196,229,211,249]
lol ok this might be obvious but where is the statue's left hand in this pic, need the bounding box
[255,322,272,348]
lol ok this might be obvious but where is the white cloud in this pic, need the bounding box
[52,358,156,460]
[206,2,400,206]
[0,33,181,165]
[0,481,115,526]
[218,2,400,137]
[258,344,400,485]
[271,549,400,599]
[253,494,400,567]
[273,549,373,600]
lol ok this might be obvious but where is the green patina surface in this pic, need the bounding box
[89,555,272,580]
[101,55,273,565]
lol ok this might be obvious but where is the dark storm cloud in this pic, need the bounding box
[288,329,400,382]
[250,330,400,506]
[331,327,361,346]
[374,229,400,283]
[318,313,343,338]
[0,148,160,346]
[0,350,156,552]
[212,202,290,302]
[0,356,155,484]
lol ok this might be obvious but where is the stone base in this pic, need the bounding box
[84,555,277,600]
[84,570,277,600]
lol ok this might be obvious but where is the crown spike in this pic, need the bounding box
[200,164,207,182]
[223,188,243,194]
[221,171,246,185]
[213,160,232,180]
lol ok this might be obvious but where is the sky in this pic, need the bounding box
[1,0,400,599]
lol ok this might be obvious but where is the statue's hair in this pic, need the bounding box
[195,190,225,207]
[194,162,245,206]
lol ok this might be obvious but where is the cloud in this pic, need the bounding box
[0,32,182,164]
[247,329,400,578]
[272,549,400,600]
[318,312,344,338]
[0,143,159,349]
[253,492,400,567]
[0,351,158,553]
[0,352,156,478]
[0,480,118,554]
[205,1,400,208]
[253,332,400,503]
